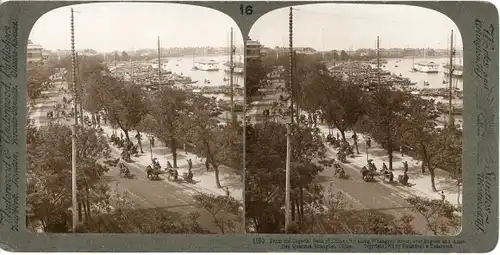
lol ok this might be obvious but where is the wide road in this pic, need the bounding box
[316,149,432,235]
[105,148,240,233]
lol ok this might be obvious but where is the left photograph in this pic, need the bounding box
[26,3,244,234]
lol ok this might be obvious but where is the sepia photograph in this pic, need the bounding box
[26,3,244,234]
[245,4,463,235]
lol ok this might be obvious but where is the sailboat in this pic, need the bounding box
[191,55,198,70]
[409,51,418,72]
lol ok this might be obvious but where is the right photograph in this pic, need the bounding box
[245,4,463,235]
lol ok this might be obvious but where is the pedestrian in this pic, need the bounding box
[441,191,446,202]
[366,137,372,149]
[150,136,155,147]
[400,145,404,157]
[188,158,193,172]
[183,143,187,154]
[225,187,230,197]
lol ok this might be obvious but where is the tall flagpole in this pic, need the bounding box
[70,8,78,233]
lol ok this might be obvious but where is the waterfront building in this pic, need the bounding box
[27,40,43,63]
[246,39,262,61]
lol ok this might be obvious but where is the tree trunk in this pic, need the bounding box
[339,129,347,142]
[421,160,426,173]
[429,167,437,192]
[77,201,82,221]
[122,129,131,142]
[137,131,144,153]
[214,165,222,188]
[387,138,394,170]
[353,131,360,154]
[299,186,304,222]
[170,137,178,168]
[85,185,92,221]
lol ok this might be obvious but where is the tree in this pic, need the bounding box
[121,51,130,61]
[27,63,56,106]
[401,97,442,191]
[148,86,192,168]
[187,96,241,187]
[86,74,147,142]
[340,50,349,61]
[406,196,461,235]
[245,121,326,233]
[435,126,463,204]
[245,58,273,105]
[27,123,111,232]
[193,193,243,234]
[357,89,410,169]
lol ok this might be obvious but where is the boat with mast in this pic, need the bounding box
[415,48,439,73]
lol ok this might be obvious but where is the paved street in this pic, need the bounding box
[316,149,432,235]
[105,148,239,233]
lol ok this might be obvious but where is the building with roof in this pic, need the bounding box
[27,40,43,63]
[246,39,262,61]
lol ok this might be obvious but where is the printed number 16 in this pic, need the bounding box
[240,4,253,15]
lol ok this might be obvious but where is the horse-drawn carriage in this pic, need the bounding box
[146,164,166,181]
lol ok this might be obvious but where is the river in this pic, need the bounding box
[382,57,463,91]
[164,54,244,88]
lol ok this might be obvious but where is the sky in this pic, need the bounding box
[249,4,463,51]
[29,3,243,52]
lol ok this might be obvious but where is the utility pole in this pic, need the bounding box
[285,6,293,232]
[230,27,236,125]
[70,8,78,233]
[285,123,291,232]
[448,30,455,127]
[289,7,294,124]
[157,36,161,86]
[294,50,299,125]
[75,53,83,127]
[377,36,380,91]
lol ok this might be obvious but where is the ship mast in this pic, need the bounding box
[230,27,236,125]
[448,30,454,127]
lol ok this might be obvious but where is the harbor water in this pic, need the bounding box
[165,55,244,88]
[382,57,463,91]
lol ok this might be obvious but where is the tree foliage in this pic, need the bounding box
[193,193,243,234]
[187,97,243,186]
[406,196,461,235]
[27,123,111,232]
[245,121,326,233]
[27,63,57,105]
